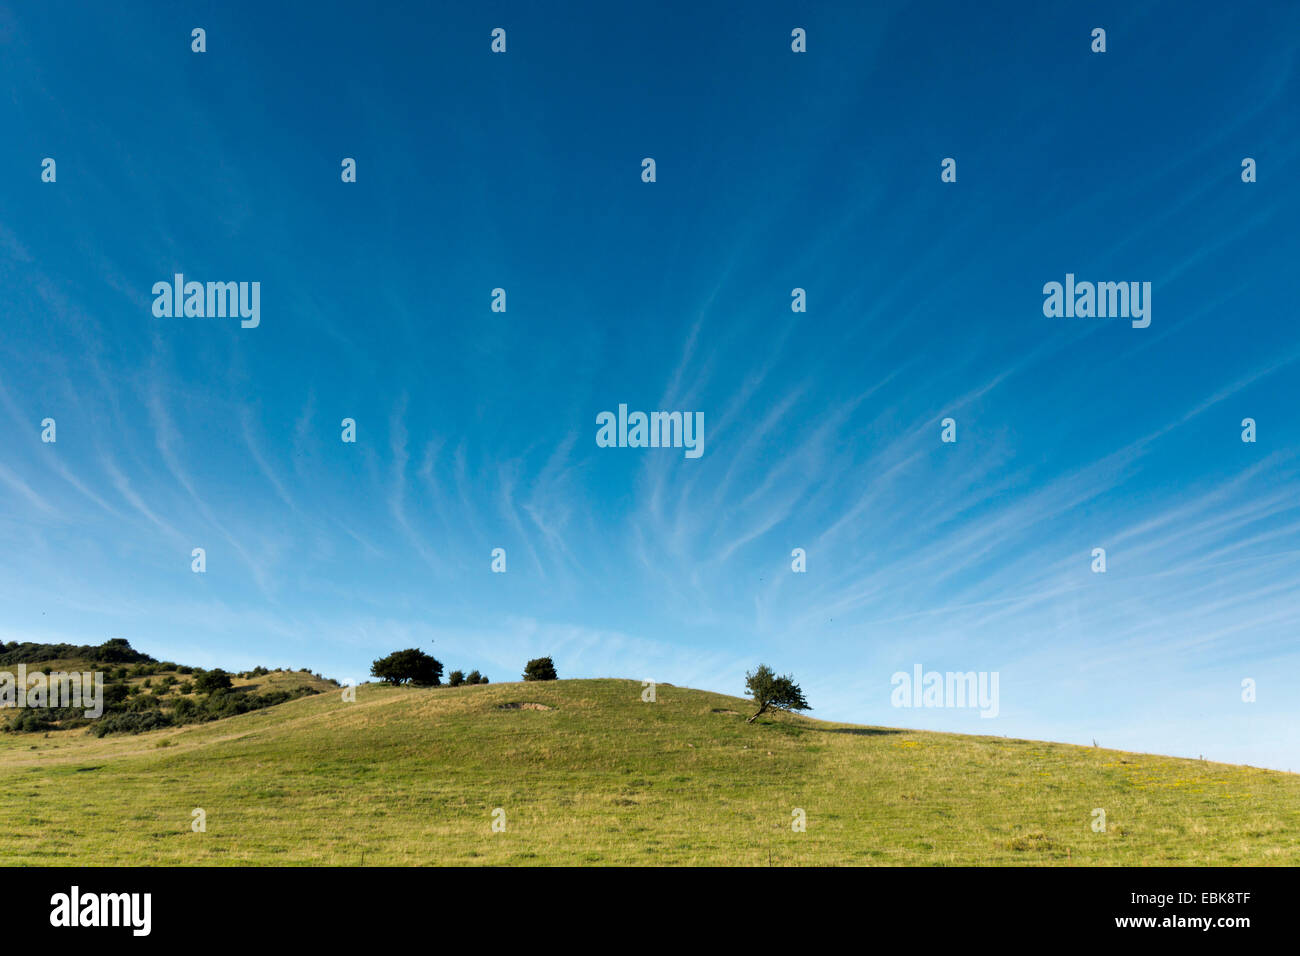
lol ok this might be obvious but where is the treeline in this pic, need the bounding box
[0,637,155,666]
[1,640,332,736]
[371,650,558,686]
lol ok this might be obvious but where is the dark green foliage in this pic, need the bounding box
[522,657,558,681]
[0,638,153,667]
[466,670,487,685]
[447,670,465,687]
[91,711,173,736]
[194,686,318,722]
[127,693,161,713]
[0,639,333,737]
[370,649,443,687]
[90,685,320,736]
[743,665,811,723]
[5,710,53,733]
[193,669,233,694]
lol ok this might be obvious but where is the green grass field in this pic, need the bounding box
[2,677,1296,865]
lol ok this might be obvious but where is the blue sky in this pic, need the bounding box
[2,1,1299,769]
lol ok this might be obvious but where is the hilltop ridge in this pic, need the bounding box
[0,677,1296,866]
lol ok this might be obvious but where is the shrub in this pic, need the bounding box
[447,670,465,687]
[91,711,172,737]
[6,711,52,733]
[128,694,161,713]
[193,669,233,694]
[522,657,557,682]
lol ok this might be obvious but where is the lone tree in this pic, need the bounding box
[371,648,443,686]
[522,657,558,681]
[743,664,810,723]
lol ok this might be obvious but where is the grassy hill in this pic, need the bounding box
[1,677,1297,865]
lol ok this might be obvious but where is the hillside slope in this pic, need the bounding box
[2,678,1296,865]
[0,639,336,735]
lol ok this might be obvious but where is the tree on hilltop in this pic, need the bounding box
[522,657,557,681]
[371,649,443,687]
[744,665,810,723]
